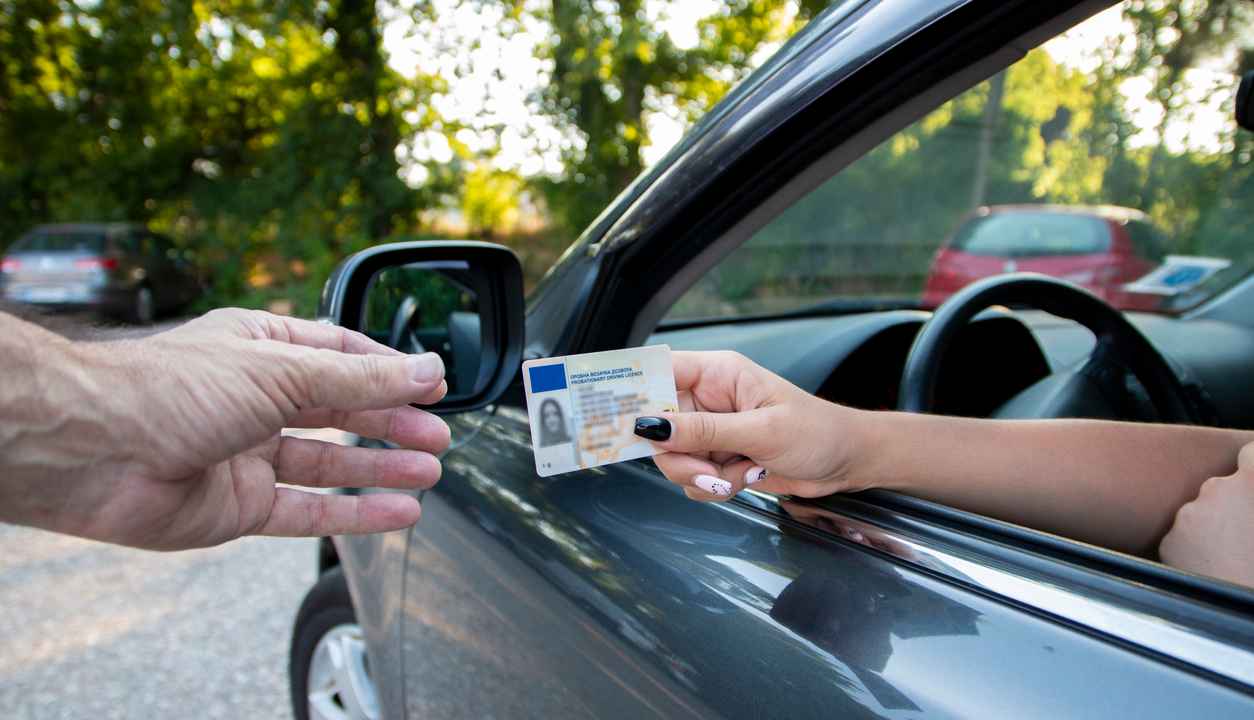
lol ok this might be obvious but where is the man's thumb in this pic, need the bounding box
[293,348,445,411]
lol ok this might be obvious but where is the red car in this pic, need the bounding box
[922,205,1167,311]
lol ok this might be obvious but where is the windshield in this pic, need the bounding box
[666,2,1254,322]
[11,233,105,254]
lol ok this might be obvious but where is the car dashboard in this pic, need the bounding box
[651,308,1254,427]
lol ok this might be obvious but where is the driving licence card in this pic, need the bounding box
[523,345,678,477]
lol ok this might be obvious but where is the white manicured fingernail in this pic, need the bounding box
[694,474,732,497]
[745,466,767,485]
[408,353,444,383]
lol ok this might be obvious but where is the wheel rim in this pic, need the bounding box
[136,287,154,324]
[307,624,380,720]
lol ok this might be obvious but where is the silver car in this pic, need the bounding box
[0,223,203,324]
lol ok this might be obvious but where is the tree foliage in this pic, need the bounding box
[529,0,827,234]
[4,0,1254,317]
[0,0,446,312]
[675,0,1254,317]
[461,165,523,237]
[2,0,824,311]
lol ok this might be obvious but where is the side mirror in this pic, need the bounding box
[1238,70,1254,132]
[319,241,525,413]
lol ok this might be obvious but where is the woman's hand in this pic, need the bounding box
[1159,442,1254,587]
[634,351,869,501]
[0,308,451,550]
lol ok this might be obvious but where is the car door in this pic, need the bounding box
[397,0,1254,717]
[416,417,1254,717]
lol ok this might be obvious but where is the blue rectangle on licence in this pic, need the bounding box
[528,363,568,393]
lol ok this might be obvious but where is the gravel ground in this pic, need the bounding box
[0,305,185,340]
[0,310,357,719]
[0,525,316,720]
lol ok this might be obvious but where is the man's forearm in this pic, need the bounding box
[853,410,1254,556]
[0,313,131,532]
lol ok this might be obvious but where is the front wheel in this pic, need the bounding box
[289,568,381,720]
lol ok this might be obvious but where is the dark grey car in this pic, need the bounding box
[290,0,1254,718]
[0,223,202,324]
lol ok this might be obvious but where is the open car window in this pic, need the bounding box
[648,0,1254,620]
[666,2,1254,323]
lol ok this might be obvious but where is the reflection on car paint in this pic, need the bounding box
[774,497,1254,690]
[388,406,1254,718]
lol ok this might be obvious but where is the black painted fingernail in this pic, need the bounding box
[634,416,671,441]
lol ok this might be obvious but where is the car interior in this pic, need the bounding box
[639,0,1254,599]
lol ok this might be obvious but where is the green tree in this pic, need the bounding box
[0,0,451,314]
[530,0,829,234]
[1089,1,1253,223]
[461,165,523,237]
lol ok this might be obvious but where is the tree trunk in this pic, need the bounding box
[330,0,400,240]
[616,0,645,190]
[970,70,1006,209]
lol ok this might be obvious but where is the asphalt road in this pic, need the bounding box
[0,525,316,719]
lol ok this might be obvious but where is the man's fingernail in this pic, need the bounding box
[694,475,733,497]
[408,353,444,383]
[745,466,767,485]
[634,416,671,441]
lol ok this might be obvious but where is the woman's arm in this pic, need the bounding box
[854,411,1253,556]
[639,351,1254,557]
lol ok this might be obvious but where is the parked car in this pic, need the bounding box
[0,223,202,324]
[922,205,1166,310]
[290,1,1254,718]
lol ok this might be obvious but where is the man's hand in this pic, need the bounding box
[0,308,451,550]
[1159,442,1254,587]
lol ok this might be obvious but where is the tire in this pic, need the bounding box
[131,286,155,325]
[289,568,381,720]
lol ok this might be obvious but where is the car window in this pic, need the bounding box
[113,232,139,254]
[11,232,105,253]
[667,1,1254,321]
[950,212,1109,257]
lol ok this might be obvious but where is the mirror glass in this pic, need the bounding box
[362,261,485,400]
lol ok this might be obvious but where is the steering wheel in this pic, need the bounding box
[898,273,1199,424]
[388,296,426,354]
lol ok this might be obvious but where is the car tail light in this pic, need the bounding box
[75,256,119,271]
[0,258,18,273]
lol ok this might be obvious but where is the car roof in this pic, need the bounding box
[979,204,1150,223]
[27,222,145,236]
